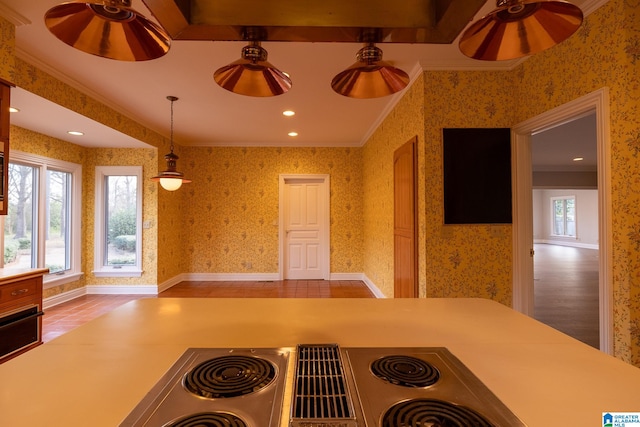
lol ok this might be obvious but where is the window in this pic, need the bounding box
[551,196,576,237]
[94,166,142,277]
[2,151,82,287]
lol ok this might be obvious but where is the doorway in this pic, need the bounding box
[530,115,600,348]
[512,88,613,354]
[279,174,330,280]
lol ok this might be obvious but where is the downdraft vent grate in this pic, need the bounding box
[292,344,354,420]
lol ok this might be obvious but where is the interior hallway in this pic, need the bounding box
[533,243,600,349]
[41,280,374,342]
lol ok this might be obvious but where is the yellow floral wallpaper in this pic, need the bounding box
[363,68,515,304]
[83,148,158,286]
[8,57,180,288]
[179,146,363,274]
[363,75,425,298]
[8,126,159,297]
[509,0,640,364]
[10,59,164,149]
[361,0,639,364]
[0,17,14,83]
[7,56,182,292]
[421,70,515,306]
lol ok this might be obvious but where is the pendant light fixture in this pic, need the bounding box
[214,28,292,97]
[44,0,170,61]
[331,43,409,99]
[151,96,191,191]
[459,0,583,61]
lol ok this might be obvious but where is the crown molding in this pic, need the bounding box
[15,47,164,141]
[358,61,424,146]
[581,0,609,16]
[0,3,31,26]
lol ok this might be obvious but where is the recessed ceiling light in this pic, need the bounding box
[573,157,584,161]
[283,110,295,117]
[9,107,19,113]
[67,131,84,136]
[288,131,298,137]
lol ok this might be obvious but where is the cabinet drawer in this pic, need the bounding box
[0,278,39,306]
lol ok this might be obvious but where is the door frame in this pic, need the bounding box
[511,87,612,354]
[278,174,331,280]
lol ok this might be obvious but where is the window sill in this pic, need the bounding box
[44,272,84,290]
[92,269,143,278]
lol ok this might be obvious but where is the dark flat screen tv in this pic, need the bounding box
[443,128,512,224]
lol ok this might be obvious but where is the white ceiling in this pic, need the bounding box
[532,112,598,171]
[1,0,603,165]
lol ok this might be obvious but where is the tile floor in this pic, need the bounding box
[41,280,374,342]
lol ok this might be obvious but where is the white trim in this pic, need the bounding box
[93,166,143,277]
[43,272,84,290]
[85,285,157,295]
[329,272,363,281]
[93,269,143,278]
[15,48,157,141]
[362,274,386,299]
[328,272,386,298]
[158,274,186,293]
[358,62,424,146]
[420,57,523,71]
[9,150,82,282]
[534,240,599,250]
[581,0,609,15]
[181,273,280,282]
[0,4,31,26]
[279,174,331,280]
[0,217,4,268]
[549,195,576,238]
[43,287,86,309]
[512,87,612,355]
[42,273,384,306]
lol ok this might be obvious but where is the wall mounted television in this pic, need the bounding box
[442,128,512,224]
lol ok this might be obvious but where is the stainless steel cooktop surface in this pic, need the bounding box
[120,345,526,427]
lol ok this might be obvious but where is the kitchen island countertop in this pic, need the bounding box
[0,297,638,426]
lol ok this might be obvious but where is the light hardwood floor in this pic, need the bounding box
[533,243,600,349]
[41,280,374,342]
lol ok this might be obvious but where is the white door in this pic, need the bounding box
[280,175,329,280]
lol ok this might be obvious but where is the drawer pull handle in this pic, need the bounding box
[10,289,29,296]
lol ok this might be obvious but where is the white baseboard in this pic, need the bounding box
[535,239,599,250]
[158,274,187,293]
[181,272,281,282]
[362,274,386,298]
[43,272,385,306]
[43,287,86,309]
[329,272,363,280]
[328,272,385,298]
[84,285,158,295]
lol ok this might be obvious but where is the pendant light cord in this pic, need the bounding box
[167,95,178,153]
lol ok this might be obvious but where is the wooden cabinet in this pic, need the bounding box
[0,269,46,363]
[0,80,10,216]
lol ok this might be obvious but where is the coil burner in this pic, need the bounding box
[371,355,440,388]
[163,411,248,427]
[120,346,526,427]
[119,348,288,427]
[382,398,494,427]
[183,355,276,398]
